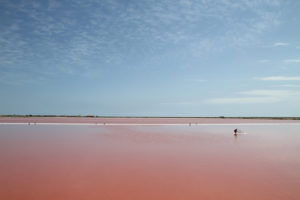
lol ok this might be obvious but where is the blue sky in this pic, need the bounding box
[0,0,300,116]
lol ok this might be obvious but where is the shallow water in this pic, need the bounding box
[0,124,300,200]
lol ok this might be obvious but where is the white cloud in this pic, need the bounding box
[279,84,300,88]
[48,0,61,10]
[256,76,300,81]
[206,89,300,104]
[0,0,285,84]
[207,97,279,104]
[273,42,289,46]
[284,59,300,63]
[240,89,300,96]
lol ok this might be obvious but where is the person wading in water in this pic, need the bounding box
[234,128,238,136]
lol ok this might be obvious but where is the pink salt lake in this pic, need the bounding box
[0,119,300,200]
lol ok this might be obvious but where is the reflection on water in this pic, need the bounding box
[0,124,300,200]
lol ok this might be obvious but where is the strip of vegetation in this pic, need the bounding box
[0,115,299,120]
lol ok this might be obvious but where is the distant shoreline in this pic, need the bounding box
[1,115,300,120]
[1,116,300,124]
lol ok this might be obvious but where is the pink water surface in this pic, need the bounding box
[0,124,300,199]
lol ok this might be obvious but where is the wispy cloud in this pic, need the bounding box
[0,0,283,74]
[256,76,300,81]
[207,97,279,104]
[273,42,289,46]
[284,59,300,63]
[279,84,300,88]
[48,0,61,10]
[206,89,300,104]
[240,89,300,96]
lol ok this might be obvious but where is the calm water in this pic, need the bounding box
[0,124,300,200]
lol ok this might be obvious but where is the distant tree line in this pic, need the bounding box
[0,115,299,120]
